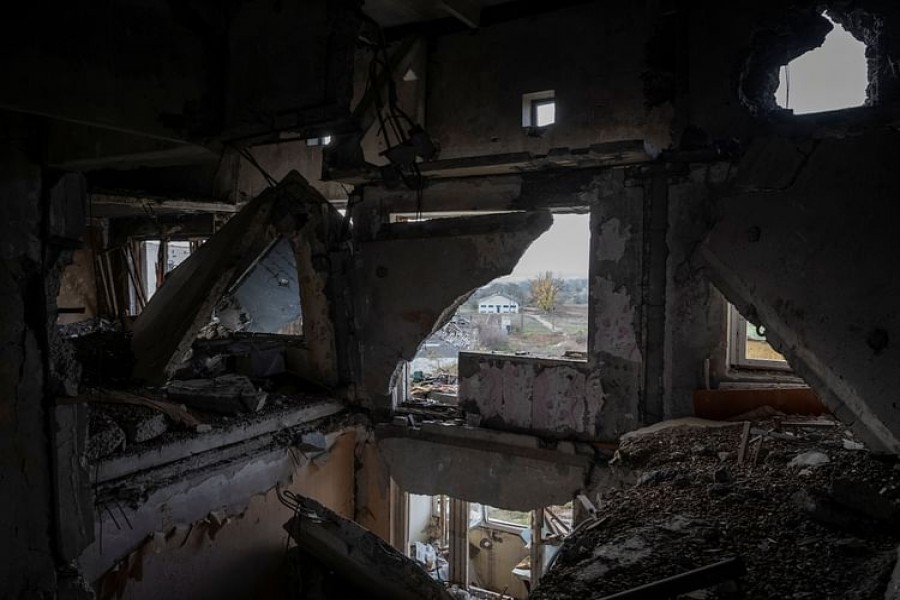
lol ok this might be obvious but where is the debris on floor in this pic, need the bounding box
[87,411,126,460]
[166,374,267,414]
[532,415,900,599]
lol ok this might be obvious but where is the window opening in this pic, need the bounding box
[728,304,790,370]
[522,90,556,128]
[533,98,556,127]
[306,135,332,146]
[406,213,590,404]
[775,14,868,114]
[214,236,303,335]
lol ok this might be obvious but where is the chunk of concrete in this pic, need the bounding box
[788,451,830,469]
[109,404,168,444]
[87,411,126,460]
[166,374,266,414]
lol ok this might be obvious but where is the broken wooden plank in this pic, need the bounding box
[284,495,453,600]
[737,421,751,466]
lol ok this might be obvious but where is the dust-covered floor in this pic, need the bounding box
[532,414,900,599]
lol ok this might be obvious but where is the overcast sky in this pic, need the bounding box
[776,15,867,114]
[500,213,591,281]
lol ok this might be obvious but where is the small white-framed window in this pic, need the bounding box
[522,90,556,128]
[306,135,332,147]
[728,304,790,370]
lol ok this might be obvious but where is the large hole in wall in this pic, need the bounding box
[775,13,868,113]
[740,6,880,116]
[406,212,590,404]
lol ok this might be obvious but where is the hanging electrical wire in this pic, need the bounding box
[358,16,435,206]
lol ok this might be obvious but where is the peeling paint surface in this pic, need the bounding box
[591,277,640,362]
[596,217,630,262]
[459,354,600,439]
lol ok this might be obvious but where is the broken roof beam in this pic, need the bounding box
[284,495,453,600]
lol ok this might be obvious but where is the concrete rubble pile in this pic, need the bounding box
[532,415,900,599]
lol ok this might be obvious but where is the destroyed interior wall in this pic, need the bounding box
[4,0,900,597]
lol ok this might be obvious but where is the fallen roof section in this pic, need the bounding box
[131,170,342,384]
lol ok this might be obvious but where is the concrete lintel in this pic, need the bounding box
[376,424,592,510]
[326,139,656,184]
[96,400,344,483]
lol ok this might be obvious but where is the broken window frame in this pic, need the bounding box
[727,304,791,371]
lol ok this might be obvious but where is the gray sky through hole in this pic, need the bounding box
[500,213,591,281]
[776,15,867,114]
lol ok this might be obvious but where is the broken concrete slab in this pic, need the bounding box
[376,423,592,510]
[166,374,266,414]
[113,406,168,444]
[132,171,343,386]
[284,495,453,600]
[702,131,900,453]
[94,399,344,483]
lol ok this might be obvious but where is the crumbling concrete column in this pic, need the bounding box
[587,170,645,439]
[702,131,900,453]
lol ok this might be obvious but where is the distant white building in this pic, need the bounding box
[478,294,519,314]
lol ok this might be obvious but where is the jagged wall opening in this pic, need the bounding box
[740,4,883,116]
